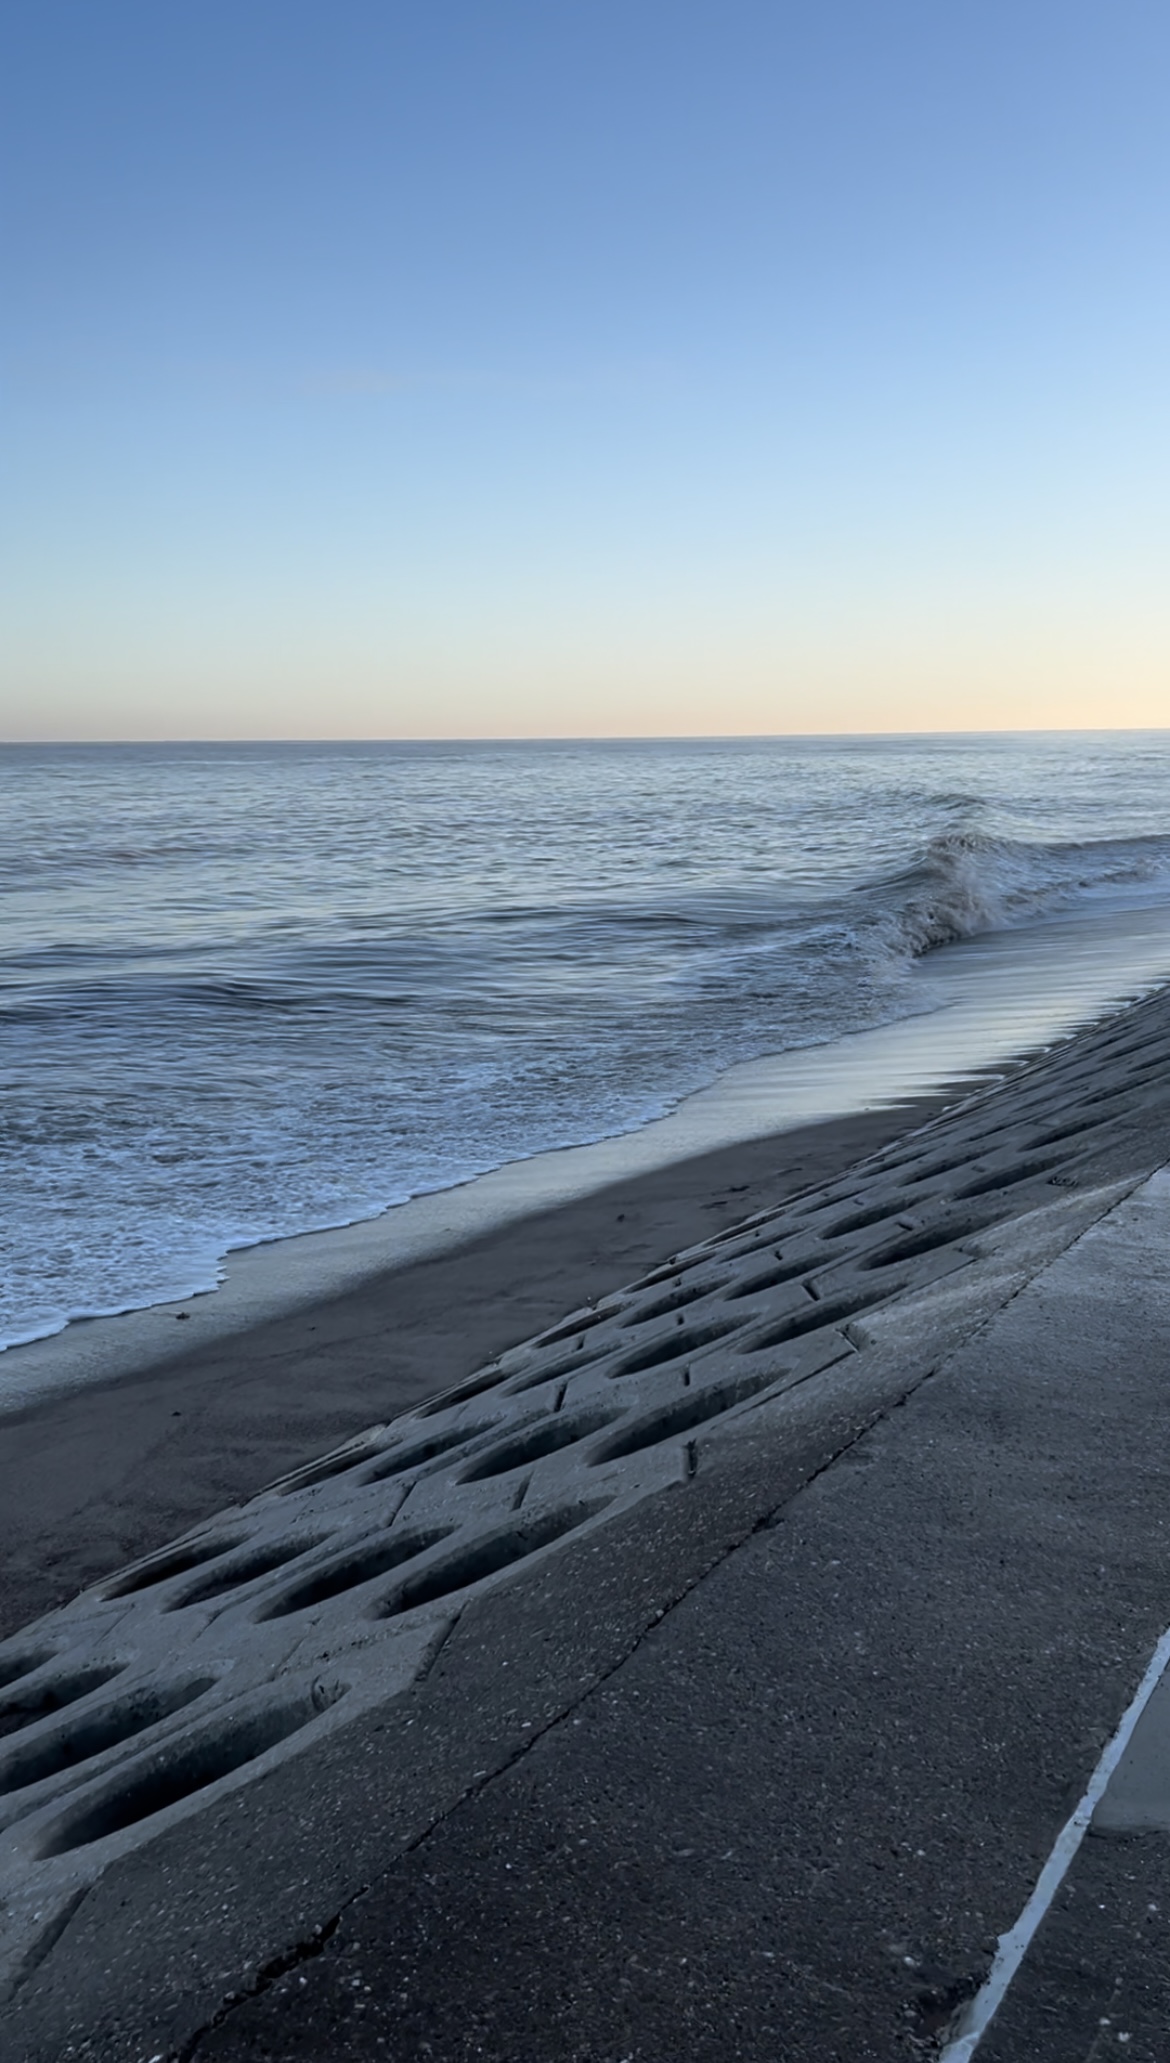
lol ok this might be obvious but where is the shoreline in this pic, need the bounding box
[0,1032,981,1414]
[8,892,1170,1404]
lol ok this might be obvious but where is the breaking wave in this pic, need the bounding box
[863,829,1170,967]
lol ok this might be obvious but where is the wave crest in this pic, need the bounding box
[869,829,1170,964]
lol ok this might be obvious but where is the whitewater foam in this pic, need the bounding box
[868,828,1170,963]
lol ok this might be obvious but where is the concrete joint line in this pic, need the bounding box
[171,1912,344,2063]
[939,1624,1170,2061]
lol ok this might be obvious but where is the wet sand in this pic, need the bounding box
[0,1096,951,1643]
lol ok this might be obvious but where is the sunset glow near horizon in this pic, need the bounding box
[3,2,1170,742]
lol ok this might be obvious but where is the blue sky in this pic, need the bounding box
[3,1,1169,738]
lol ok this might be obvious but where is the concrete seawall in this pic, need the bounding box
[4,989,1170,2059]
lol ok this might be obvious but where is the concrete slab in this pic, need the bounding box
[185,1158,1170,2063]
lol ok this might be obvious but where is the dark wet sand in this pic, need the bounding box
[0,1094,955,1641]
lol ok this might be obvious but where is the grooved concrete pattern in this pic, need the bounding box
[4,993,1170,2058]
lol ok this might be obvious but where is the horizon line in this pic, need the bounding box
[4,724,1170,749]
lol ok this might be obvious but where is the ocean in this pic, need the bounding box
[4,731,1170,1356]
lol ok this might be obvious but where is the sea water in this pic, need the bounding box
[4,731,1170,1353]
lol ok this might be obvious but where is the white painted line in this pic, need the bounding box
[940,1624,1170,2062]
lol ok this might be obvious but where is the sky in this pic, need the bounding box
[2,1,1169,741]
